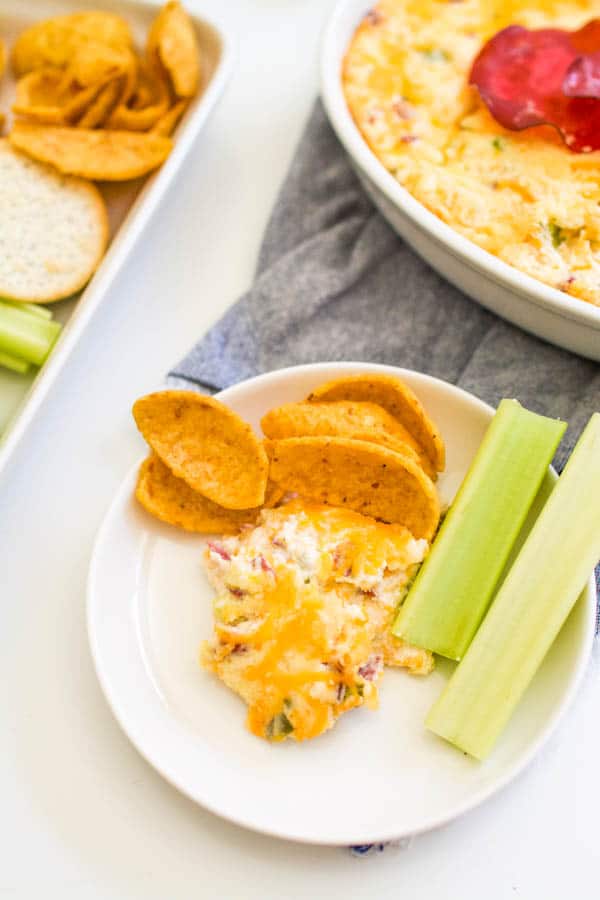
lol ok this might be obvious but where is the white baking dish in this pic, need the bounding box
[320,0,600,361]
[0,0,234,479]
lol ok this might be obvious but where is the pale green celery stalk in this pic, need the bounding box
[496,469,555,588]
[0,298,53,320]
[393,400,566,660]
[427,413,600,760]
[0,302,61,366]
[0,350,31,374]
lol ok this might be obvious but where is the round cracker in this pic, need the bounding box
[307,373,445,473]
[0,140,108,303]
[266,436,440,540]
[132,391,269,510]
[136,453,282,534]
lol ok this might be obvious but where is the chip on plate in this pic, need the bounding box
[132,391,269,510]
[136,453,282,533]
[266,436,440,540]
[11,12,133,77]
[260,400,432,475]
[147,0,200,98]
[9,121,172,180]
[307,374,445,474]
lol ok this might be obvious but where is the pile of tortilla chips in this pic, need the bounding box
[132,373,445,541]
[3,1,200,180]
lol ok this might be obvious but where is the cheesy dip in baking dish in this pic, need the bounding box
[201,500,433,743]
[343,0,600,306]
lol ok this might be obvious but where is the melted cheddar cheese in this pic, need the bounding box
[201,501,432,742]
[343,0,600,305]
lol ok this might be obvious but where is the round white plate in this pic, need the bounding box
[87,362,596,846]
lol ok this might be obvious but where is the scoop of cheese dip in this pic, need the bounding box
[201,500,432,742]
[343,0,600,305]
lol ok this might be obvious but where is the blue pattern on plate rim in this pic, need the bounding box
[349,837,412,856]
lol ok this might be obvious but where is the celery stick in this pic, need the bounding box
[0,298,53,320]
[427,413,600,760]
[0,302,61,365]
[0,350,31,374]
[393,400,566,660]
[496,469,556,588]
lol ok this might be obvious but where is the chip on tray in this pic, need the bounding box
[147,0,201,98]
[76,77,123,129]
[0,140,108,302]
[266,436,440,540]
[10,12,133,77]
[260,400,432,476]
[6,4,201,183]
[136,453,283,533]
[107,100,167,131]
[9,121,173,180]
[107,65,170,131]
[12,68,75,125]
[132,391,270,510]
[151,99,188,136]
[14,73,113,127]
[307,374,445,475]
[66,41,134,89]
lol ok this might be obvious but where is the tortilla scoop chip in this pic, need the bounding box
[9,121,172,180]
[136,453,282,534]
[67,43,134,89]
[135,60,171,106]
[147,0,200,98]
[151,99,188,136]
[77,77,122,129]
[13,68,72,125]
[107,100,168,131]
[12,69,108,126]
[266,436,440,540]
[132,391,269,510]
[307,373,445,474]
[131,83,154,109]
[260,400,436,479]
[106,62,170,131]
[11,13,133,77]
[119,55,139,107]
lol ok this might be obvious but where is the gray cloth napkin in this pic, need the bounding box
[169,99,600,610]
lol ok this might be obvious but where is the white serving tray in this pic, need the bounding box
[0,0,234,479]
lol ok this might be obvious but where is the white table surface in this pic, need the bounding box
[1,1,599,897]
